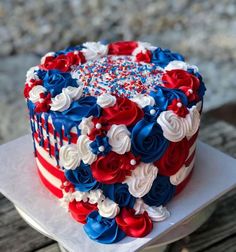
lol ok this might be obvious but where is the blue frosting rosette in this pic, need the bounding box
[43,70,78,97]
[84,211,126,244]
[131,119,169,163]
[102,183,136,208]
[151,47,185,68]
[65,162,100,192]
[142,175,176,206]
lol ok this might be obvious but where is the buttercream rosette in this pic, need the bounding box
[24,40,206,244]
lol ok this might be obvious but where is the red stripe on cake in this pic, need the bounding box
[175,169,193,195]
[37,167,63,198]
[185,150,196,166]
[36,148,65,181]
[188,130,199,147]
[34,132,58,159]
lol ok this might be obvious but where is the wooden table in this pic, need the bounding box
[1,110,236,252]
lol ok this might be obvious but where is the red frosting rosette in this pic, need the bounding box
[102,96,144,127]
[69,200,97,224]
[136,50,152,63]
[108,41,138,55]
[41,51,85,72]
[154,137,189,176]
[116,208,153,237]
[162,69,200,102]
[91,151,138,184]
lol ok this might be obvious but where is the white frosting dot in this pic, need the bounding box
[98,146,105,152]
[130,159,137,166]
[177,102,182,108]
[96,123,102,129]
[63,181,70,186]
[74,51,79,55]
[188,89,193,94]
[150,109,156,115]
[39,98,44,103]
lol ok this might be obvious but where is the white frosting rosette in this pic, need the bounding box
[72,191,88,202]
[164,60,188,71]
[77,135,97,164]
[26,66,40,83]
[145,205,170,222]
[124,162,158,197]
[97,93,116,108]
[59,144,81,170]
[157,106,200,142]
[88,189,105,204]
[133,198,170,222]
[63,85,83,101]
[50,86,84,112]
[97,198,120,219]
[82,41,108,61]
[50,91,72,112]
[130,94,155,108]
[107,124,131,154]
[28,85,47,103]
[164,60,199,73]
[79,116,94,135]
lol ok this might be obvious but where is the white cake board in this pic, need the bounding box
[15,203,216,252]
[0,135,236,252]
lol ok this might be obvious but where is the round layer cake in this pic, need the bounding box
[24,41,206,244]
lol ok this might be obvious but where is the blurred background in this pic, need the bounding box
[0,0,236,251]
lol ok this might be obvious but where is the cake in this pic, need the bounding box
[23,41,206,244]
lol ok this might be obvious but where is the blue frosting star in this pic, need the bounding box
[89,136,111,155]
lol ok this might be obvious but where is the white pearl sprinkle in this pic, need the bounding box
[98,146,105,152]
[96,123,102,129]
[39,98,44,103]
[188,89,193,94]
[177,102,182,108]
[74,51,79,55]
[130,159,136,165]
[150,109,156,115]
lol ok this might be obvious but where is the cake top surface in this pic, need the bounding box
[24,40,206,116]
[72,55,162,97]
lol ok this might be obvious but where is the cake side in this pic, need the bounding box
[24,41,206,244]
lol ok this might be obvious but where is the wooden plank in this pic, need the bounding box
[34,243,60,252]
[0,195,57,252]
[200,118,236,158]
